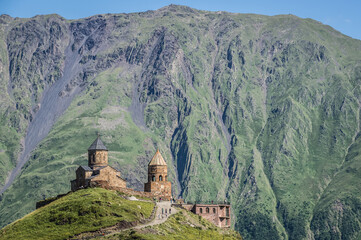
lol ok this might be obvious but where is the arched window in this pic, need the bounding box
[152,175,155,182]
[206,207,209,213]
[200,208,203,213]
[213,208,216,213]
[159,175,163,181]
[165,175,167,181]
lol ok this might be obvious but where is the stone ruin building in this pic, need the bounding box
[70,135,230,228]
[177,203,231,228]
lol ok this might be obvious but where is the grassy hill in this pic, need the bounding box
[0,4,361,239]
[104,210,241,240]
[0,188,241,240]
[0,188,155,240]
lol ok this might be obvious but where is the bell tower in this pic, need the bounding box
[144,149,172,200]
[88,135,108,168]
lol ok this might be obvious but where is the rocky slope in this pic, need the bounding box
[0,5,361,240]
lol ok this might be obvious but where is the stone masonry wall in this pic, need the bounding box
[147,165,167,182]
[88,149,108,167]
[194,204,220,227]
[144,181,172,200]
[90,166,126,188]
[92,181,170,200]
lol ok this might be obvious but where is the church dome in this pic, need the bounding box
[148,149,167,166]
[88,136,108,151]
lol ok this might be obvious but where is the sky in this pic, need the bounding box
[0,0,360,40]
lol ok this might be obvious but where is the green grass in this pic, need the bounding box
[0,21,21,187]
[1,5,361,240]
[0,188,154,240]
[102,209,242,240]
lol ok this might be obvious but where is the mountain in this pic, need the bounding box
[0,188,241,239]
[0,4,361,239]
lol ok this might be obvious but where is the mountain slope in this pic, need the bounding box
[0,5,361,240]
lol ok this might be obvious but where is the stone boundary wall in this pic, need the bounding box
[91,181,170,200]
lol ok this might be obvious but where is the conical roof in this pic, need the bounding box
[88,136,108,151]
[148,149,167,166]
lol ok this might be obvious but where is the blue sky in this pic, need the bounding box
[1,0,360,40]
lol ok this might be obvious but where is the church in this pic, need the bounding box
[71,135,172,200]
[70,135,231,227]
[71,136,126,191]
[144,149,172,200]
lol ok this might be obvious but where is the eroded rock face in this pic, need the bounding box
[7,15,69,124]
[0,5,361,240]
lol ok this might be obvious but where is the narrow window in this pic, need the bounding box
[213,208,216,213]
[200,208,203,213]
[159,175,163,181]
[206,207,209,213]
[165,175,167,181]
[152,175,155,181]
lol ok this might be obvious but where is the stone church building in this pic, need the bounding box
[71,136,172,200]
[144,149,172,200]
[71,136,126,191]
[70,136,230,227]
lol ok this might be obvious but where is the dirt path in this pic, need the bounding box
[135,201,177,228]
[103,201,177,237]
[70,200,177,239]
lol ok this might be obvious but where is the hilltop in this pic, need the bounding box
[0,4,361,239]
[0,188,241,239]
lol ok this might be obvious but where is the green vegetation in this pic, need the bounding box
[0,5,361,240]
[0,188,154,240]
[0,15,20,187]
[102,210,242,240]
